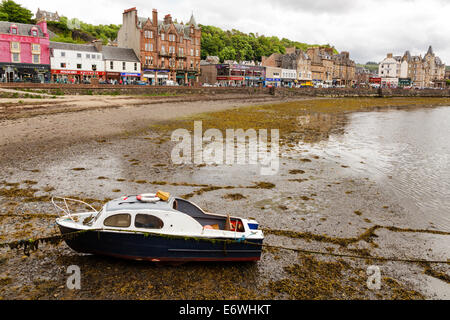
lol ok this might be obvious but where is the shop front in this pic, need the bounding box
[0,63,50,83]
[264,78,281,87]
[106,72,121,83]
[142,69,169,85]
[121,72,141,84]
[51,69,106,84]
[398,78,412,87]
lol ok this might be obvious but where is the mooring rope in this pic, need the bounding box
[0,228,448,265]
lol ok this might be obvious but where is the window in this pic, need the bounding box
[32,54,40,64]
[123,62,126,70]
[10,42,20,52]
[134,63,137,71]
[86,54,90,59]
[11,26,18,35]
[32,44,40,52]
[135,214,164,229]
[196,49,199,57]
[92,64,97,71]
[77,53,82,58]
[150,43,153,51]
[12,53,20,63]
[77,64,82,69]
[104,214,131,228]
[110,61,114,69]
[190,49,194,57]
[161,45,166,53]
[60,63,66,68]
[161,33,165,41]
[61,52,65,57]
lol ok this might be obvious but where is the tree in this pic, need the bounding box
[0,0,33,24]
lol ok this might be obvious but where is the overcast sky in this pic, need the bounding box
[20,0,450,64]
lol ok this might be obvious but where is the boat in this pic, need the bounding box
[53,193,264,262]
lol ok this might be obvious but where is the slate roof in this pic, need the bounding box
[0,21,45,37]
[50,41,99,53]
[102,46,140,62]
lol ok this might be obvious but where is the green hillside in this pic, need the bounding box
[1,0,338,62]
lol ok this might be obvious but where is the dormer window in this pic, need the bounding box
[31,27,38,37]
[10,25,18,35]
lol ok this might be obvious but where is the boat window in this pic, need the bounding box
[135,214,164,229]
[104,214,131,228]
[176,199,204,217]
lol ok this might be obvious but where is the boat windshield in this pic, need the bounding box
[92,206,105,223]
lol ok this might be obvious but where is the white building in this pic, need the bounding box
[50,41,141,84]
[50,41,105,83]
[102,46,141,83]
[281,68,297,87]
[379,53,401,87]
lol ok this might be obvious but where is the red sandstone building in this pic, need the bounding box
[117,7,201,85]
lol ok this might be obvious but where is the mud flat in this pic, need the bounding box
[0,96,449,300]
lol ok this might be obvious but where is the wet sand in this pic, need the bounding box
[0,96,449,300]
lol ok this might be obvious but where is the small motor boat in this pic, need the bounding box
[53,193,264,262]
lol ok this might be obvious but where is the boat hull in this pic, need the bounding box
[58,226,263,262]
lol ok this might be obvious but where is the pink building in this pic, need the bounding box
[0,19,51,82]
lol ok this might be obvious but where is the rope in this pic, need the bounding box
[0,228,448,264]
[253,242,450,265]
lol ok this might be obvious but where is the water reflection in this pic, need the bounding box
[307,106,450,230]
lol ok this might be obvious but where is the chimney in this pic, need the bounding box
[164,14,172,25]
[36,19,48,38]
[387,53,393,58]
[93,39,103,52]
[152,9,158,27]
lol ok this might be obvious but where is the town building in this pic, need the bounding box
[50,41,140,84]
[117,7,201,85]
[0,20,51,83]
[35,8,61,22]
[355,66,372,86]
[50,41,105,83]
[306,47,334,86]
[281,68,297,87]
[381,46,446,88]
[423,46,446,88]
[378,53,400,87]
[199,63,217,85]
[262,47,312,86]
[264,66,281,87]
[102,44,141,83]
[332,51,356,87]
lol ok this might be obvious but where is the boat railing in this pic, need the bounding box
[51,197,99,222]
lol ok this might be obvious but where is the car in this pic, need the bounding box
[135,81,148,86]
[164,80,179,86]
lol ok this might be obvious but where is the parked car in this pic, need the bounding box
[164,80,179,86]
[136,81,148,86]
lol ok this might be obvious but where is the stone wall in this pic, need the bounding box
[1,83,450,97]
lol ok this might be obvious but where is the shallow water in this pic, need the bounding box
[305,106,450,231]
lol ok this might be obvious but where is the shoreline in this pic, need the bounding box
[0,96,449,300]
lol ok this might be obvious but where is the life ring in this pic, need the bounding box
[137,194,160,203]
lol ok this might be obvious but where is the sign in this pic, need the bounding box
[121,72,141,77]
[369,77,381,84]
[217,76,244,81]
[265,78,281,82]
[51,69,105,76]
[143,69,169,73]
